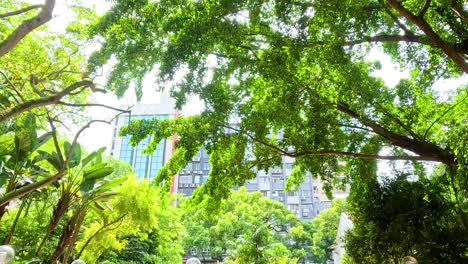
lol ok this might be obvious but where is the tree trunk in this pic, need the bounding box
[386,0,468,72]
[0,0,56,57]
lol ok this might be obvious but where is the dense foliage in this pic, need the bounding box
[96,0,467,202]
[90,0,467,263]
[346,168,468,263]
[0,0,467,263]
[183,187,310,263]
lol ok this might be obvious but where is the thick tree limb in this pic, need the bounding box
[283,150,441,161]
[336,102,456,165]
[0,4,43,19]
[224,125,445,163]
[0,80,95,122]
[0,0,55,57]
[345,34,426,46]
[386,0,468,72]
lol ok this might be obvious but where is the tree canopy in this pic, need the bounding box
[92,0,466,201]
[0,0,467,263]
[89,1,467,262]
[183,187,310,263]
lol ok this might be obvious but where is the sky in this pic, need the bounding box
[41,0,467,157]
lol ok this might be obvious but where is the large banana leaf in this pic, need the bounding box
[64,141,81,168]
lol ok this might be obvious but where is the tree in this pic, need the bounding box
[183,187,311,264]
[310,199,348,263]
[93,0,466,205]
[89,1,467,261]
[0,1,109,123]
[345,170,468,264]
[0,0,130,233]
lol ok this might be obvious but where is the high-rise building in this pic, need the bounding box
[110,94,177,181]
[110,99,347,219]
[177,149,349,219]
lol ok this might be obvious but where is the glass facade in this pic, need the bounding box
[118,114,167,180]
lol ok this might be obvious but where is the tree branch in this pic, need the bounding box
[284,150,441,161]
[0,0,56,57]
[0,70,24,102]
[76,214,126,258]
[385,9,414,36]
[418,0,431,17]
[423,94,468,139]
[57,102,132,113]
[223,125,443,163]
[336,102,456,165]
[386,0,468,72]
[450,0,468,21]
[345,34,427,46]
[0,80,95,122]
[0,170,66,208]
[373,101,422,141]
[0,4,43,19]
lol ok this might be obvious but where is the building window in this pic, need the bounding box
[119,136,134,165]
[118,114,168,179]
[201,175,209,184]
[203,163,211,171]
[149,139,165,180]
[194,175,201,184]
[302,190,312,198]
[179,176,192,184]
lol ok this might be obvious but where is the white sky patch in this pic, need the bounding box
[366,47,410,87]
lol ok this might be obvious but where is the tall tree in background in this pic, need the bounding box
[183,187,310,263]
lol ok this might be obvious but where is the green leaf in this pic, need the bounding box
[95,176,127,193]
[0,94,11,109]
[81,151,98,167]
[13,134,32,162]
[83,165,114,181]
[64,141,82,168]
[45,151,63,171]
[94,192,118,201]
[31,132,53,152]
[80,179,96,193]
[0,132,15,156]
[0,172,8,187]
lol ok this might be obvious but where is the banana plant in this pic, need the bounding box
[0,113,53,221]
[40,145,126,263]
